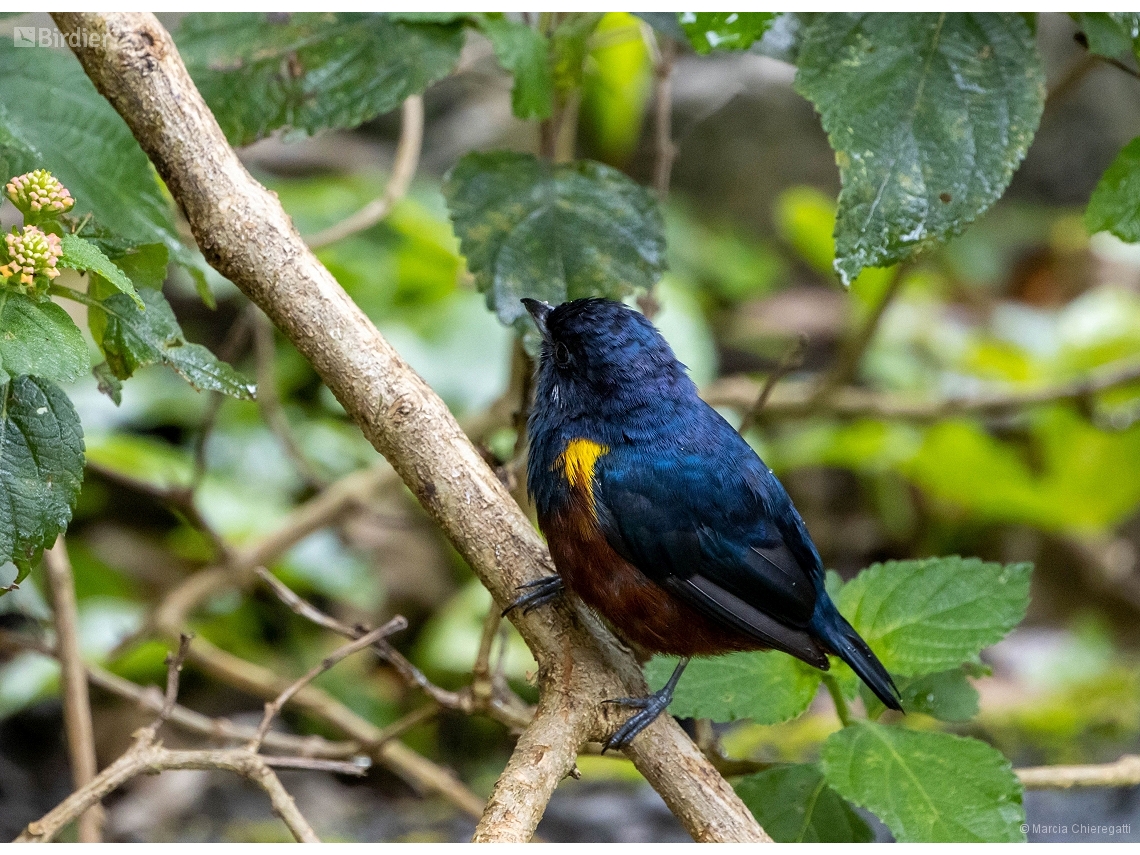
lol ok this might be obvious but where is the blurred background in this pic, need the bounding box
[2,11,1140,842]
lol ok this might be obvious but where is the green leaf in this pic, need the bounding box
[834,557,1031,677]
[444,151,666,329]
[0,41,188,269]
[58,234,144,309]
[92,362,122,406]
[0,292,89,385]
[735,764,874,842]
[821,722,1025,842]
[644,652,821,724]
[1086,136,1140,242]
[90,288,255,399]
[177,13,463,146]
[550,13,605,95]
[679,12,777,54]
[1074,13,1140,59]
[474,14,553,120]
[108,243,169,290]
[794,14,1045,284]
[0,376,84,584]
[865,666,980,722]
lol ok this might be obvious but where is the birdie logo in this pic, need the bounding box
[12,26,103,48]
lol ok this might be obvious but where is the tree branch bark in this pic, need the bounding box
[43,537,104,842]
[53,12,765,842]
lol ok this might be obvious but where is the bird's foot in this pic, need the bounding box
[502,575,564,616]
[601,685,676,752]
[600,657,690,752]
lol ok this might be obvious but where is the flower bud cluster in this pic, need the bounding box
[5,169,75,218]
[0,225,62,292]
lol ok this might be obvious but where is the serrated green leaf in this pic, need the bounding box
[835,557,1031,677]
[177,13,463,146]
[0,376,84,582]
[821,722,1025,842]
[59,234,144,309]
[0,292,89,384]
[0,41,188,271]
[475,14,553,120]
[679,12,776,54]
[794,14,1044,284]
[444,151,665,330]
[645,652,821,724]
[1086,136,1140,242]
[865,666,980,722]
[90,288,255,399]
[735,764,874,842]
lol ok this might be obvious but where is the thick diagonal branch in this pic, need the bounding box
[54,12,765,842]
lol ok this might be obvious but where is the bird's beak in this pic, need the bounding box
[522,298,552,338]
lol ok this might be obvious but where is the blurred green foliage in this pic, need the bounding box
[2,10,1140,843]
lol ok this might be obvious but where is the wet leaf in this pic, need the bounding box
[0,292,89,385]
[90,288,255,399]
[0,376,84,583]
[679,12,777,54]
[1086,136,1140,242]
[822,722,1025,842]
[795,14,1044,283]
[444,151,665,330]
[178,12,463,145]
[645,651,821,724]
[736,764,873,842]
[834,556,1032,677]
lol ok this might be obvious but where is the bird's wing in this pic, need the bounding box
[593,428,824,651]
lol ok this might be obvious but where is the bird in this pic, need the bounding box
[510,296,901,751]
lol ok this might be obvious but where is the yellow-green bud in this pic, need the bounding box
[5,169,75,218]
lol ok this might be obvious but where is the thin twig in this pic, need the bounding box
[247,617,407,752]
[811,265,907,404]
[470,604,502,705]
[43,537,104,843]
[1017,754,1140,789]
[252,309,327,489]
[261,755,370,776]
[0,629,368,761]
[703,358,1140,423]
[652,35,677,199]
[306,95,424,249]
[142,633,194,740]
[255,567,532,730]
[17,742,320,843]
[738,334,807,435]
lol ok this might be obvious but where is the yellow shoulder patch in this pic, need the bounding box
[557,438,609,510]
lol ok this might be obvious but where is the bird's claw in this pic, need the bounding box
[600,688,673,752]
[502,575,564,616]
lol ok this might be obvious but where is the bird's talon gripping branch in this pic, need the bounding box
[601,657,689,752]
[502,575,564,616]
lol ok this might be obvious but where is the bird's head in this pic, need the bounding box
[522,297,694,419]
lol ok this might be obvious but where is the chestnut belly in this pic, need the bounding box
[541,506,763,658]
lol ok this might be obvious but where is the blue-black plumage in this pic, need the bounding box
[517,297,901,749]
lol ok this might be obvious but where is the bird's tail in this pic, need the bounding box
[810,592,902,711]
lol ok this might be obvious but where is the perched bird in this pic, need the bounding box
[513,297,901,750]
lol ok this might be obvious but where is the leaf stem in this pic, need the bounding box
[823,674,853,727]
[49,283,102,310]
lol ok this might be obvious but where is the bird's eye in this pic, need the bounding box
[554,341,571,367]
